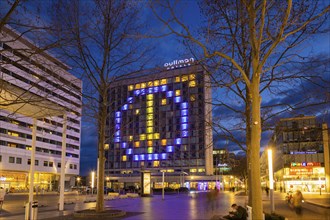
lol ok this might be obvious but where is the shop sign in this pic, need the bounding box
[289,168,313,175]
[291,162,321,167]
[164,58,195,70]
[290,151,316,155]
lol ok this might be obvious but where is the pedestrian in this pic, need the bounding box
[280,186,283,193]
[0,187,6,213]
[223,203,247,220]
[265,186,269,197]
[292,190,304,215]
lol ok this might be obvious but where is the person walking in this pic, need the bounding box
[0,187,6,213]
[292,190,304,215]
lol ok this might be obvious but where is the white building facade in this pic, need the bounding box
[0,26,82,192]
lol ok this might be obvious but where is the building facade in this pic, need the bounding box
[0,26,82,192]
[105,63,213,190]
[263,115,330,193]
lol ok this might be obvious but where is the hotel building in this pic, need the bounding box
[105,63,214,190]
[261,115,330,193]
[0,26,82,191]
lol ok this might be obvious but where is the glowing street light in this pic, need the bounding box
[91,171,95,195]
[268,149,275,213]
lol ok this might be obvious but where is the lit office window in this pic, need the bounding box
[122,155,127,161]
[161,153,167,160]
[147,101,153,107]
[121,142,127,148]
[147,114,153,120]
[153,154,159,160]
[182,131,188,137]
[161,85,167,92]
[147,154,153,160]
[181,109,188,116]
[175,76,180,82]
[126,148,132,154]
[148,88,153,94]
[134,141,140,147]
[128,85,134,91]
[147,81,153,87]
[174,96,181,103]
[190,94,196,101]
[175,90,181,96]
[115,111,121,117]
[147,94,153,100]
[122,104,128,110]
[181,102,188,109]
[175,138,181,145]
[167,91,173,98]
[129,136,133,141]
[127,97,133,103]
[153,86,159,93]
[139,154,145,160]
[135,83,141,89]
[181,123,188,130]
[148,147,153,153]
[154,133,160,139]
[189,74,196,80]
[182,75,188,82]
[161,99,167,105]
[140,134,146,140]
[166,146,173,152]
[115,118,121,123]
[135,109,140,115]
[134,89,141,96]
[141,89,146,95]
[189,80,196,87]
[153,161,160,167]
[141,82,146,88]
[134,155,139,161]
[147,134,153,140]
[161,139,167,146]
[181,116,188,123]
[147,107,153,114]
[147,127,154,133]
[160,79,167,85]
[147,141,153,147]
[147,120,153,126]
[154,80,160,86]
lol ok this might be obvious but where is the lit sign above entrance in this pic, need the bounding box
[164,58,195,70]
[291,162,321,167]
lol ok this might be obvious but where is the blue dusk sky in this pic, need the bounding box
[1,1,329,176]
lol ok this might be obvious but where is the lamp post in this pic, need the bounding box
[268,149,275,213]
[106,176,110,194]
[76,177,81,187]
[161,170,165,200]
[91,171,95,195]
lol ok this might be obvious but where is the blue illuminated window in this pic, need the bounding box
[134,89,141,96]
[166,146,173,152]
[127,148,132,154]
[153,154,159,160]
[153,86,159,93]
[115,111,121,117]
[181,116,188,123]
[134,155,139,161]
[167,91,173,97]
[147,154,153,160]
[161,85,167,92]
[115,131,120,136]
[181,123,188,130]
[122,104,128,110]
[114,137,120,143]
[141,89,146,95]
[161,153,167,160]
[115,118,121,123]
[181,102,188,109]
[174,96,181,103]
[122,142,127,148]
[148,88,153,94]
[181,109,188,116]
[182,131,188,137]
[175,138,181,145]
[115,124,120,130]
[127,97,133,104]
[139,154,145,160]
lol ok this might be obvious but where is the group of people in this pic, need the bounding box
[287,190,304,215]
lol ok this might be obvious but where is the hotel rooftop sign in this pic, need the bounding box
[164,58,195,70]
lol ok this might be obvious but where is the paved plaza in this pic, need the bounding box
[0,191,329,220]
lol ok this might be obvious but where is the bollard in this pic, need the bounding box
[25,202,29,220]
[31,200,38,220]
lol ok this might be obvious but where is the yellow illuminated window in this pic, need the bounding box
[154,133,160,139]
[129,136,133,141]
[140,134,146,140]
[8,131,19,137]
[161,139,167,146]
[135,109,140,115]
[175,90,181,96]
[147,127,154,133]
[147,101,154,107]
[26,147,32,151]
[175,76,180,82]
[160,79,167,85]
[189,80,196,87]
[147,108,153,114]
[147,134,153,140]
[153,161,160,167]
[146,120,153,127]
[134,141,140,147]
[147,114,153,120]
[161,99,167,105]
[147,81,153,87]
[147,94,153,100]
[166,169,174,172]
[154,80,159,86]
[147,141,153,147]
[141,82,146,88]
[129,104,133,109]
[198,168,205,172]
[190,95,196,101]
[189,74,196,80]
[182,75,188,82]
[122,155,127,161]
[190,169,197,173]
[128,85,134,91]
[147,147,153,153]
[104,144,109,150]
[135,84,141,89]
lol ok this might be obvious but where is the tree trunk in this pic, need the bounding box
[250,79,263,219]
[96,92,107,212]
[245,89,253,206]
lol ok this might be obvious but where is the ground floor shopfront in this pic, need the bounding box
[0,170,75,193]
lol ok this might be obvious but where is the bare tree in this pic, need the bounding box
[50,0,152,212]
[151,1,329,218]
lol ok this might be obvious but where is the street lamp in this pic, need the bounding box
[76,177,81,187]
[268,149,275,213]
[91,171,95,195]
